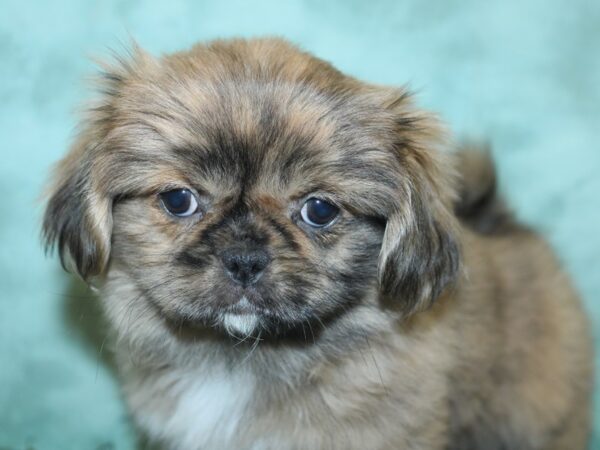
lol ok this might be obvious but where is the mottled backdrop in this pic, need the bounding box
[0,0,598,449]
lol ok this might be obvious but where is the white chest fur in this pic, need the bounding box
[129,365,256,450]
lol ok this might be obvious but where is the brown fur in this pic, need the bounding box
[43,38,593,450]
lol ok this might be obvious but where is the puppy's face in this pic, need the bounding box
[44,39,459,341]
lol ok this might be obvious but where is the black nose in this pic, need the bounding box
[220,247,270,286]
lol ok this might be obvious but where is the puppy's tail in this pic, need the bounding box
[454,143,516,234]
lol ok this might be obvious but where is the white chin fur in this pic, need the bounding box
[222,313,259,336]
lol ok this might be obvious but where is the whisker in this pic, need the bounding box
[363,333,389,395]
[238,330,263,367]
[305,319,316,345]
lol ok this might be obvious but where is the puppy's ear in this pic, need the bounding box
[42,131,113,280]
[43,45,155,280]
[377,93,461,315]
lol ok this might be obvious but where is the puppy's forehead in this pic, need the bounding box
[102,40,402,207]
[169,85,387,191]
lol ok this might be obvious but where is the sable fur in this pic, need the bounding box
[43,38,593,450]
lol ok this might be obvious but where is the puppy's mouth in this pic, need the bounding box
[151,284,280,339]
[146,279,323,341]
[219,295,263,337]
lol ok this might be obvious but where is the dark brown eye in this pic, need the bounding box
[300,198,339,227]
[159,189,199,217]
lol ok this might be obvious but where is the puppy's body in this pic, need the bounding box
[44,39,592,450]
[105,227,591,450]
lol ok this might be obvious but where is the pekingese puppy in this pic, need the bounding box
[43,38,593,450]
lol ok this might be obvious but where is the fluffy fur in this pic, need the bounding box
[43,38,593,450]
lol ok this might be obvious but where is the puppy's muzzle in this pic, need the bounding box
[220,246,270,287]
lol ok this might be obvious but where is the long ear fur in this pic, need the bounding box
[42,131,113,280]
[377,94,461,315]
[42,45,149,280]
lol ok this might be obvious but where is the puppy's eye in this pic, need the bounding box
[159,189,199,217]
[300,198,339,228]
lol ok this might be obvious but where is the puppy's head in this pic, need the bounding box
[43,39,460,339]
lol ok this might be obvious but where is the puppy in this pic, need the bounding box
[43,38,593,450]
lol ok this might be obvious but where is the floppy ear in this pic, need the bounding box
[42,131,113,280]
[42,44,155,280]
[377,98,461,315]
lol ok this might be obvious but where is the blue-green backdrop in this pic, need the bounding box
[1,0,599,449]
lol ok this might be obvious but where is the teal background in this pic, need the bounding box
[1,0,599,449]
